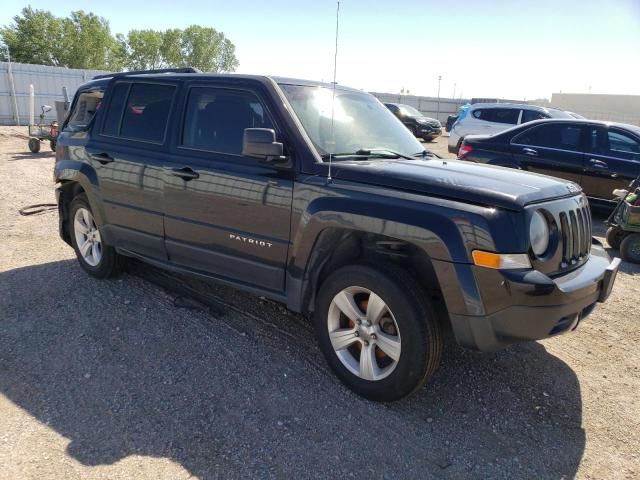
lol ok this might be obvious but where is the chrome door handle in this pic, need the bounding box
[170,167,199,180]
[589,158,608,169]
[522,148,538,156]
[88,152,114,164]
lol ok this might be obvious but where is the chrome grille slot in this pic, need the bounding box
[559,201,592,268]
[569,211,579,264]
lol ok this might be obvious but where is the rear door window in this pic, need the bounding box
[101,83,130,136]
[180,87,274,155]
[513,123,583,152]
[472,108,519,124]
[102,82,176,143]
[521,109,548,123]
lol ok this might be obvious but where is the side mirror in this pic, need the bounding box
[242,128,285,161]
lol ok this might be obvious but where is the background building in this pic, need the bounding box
[550,93,640,126]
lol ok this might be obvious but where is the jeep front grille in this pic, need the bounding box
[558,203,591,268]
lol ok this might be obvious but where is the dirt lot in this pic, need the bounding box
[0,126,638,479]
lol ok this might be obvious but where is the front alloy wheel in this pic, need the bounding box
[314,263,442,401]
[328,286,401,381]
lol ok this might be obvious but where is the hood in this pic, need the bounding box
[416,116,440,124]
[332,158,581,210]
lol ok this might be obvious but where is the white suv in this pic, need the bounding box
[448,103,581,154]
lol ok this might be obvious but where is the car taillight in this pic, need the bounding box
[457,144,473,159]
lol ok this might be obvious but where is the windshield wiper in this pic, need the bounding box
[413,150,441,159]
[321,148,415,161]
[355,148,414,160]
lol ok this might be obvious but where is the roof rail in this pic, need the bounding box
[92,67,202,80]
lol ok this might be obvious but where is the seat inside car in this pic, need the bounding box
[195,95,255,153]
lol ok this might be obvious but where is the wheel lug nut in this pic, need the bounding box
[356,319,361,325]
[354,331,359,337]
[364,341,369,346]
[370,334,377,340]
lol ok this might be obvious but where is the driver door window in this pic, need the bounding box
[180,87,274,156]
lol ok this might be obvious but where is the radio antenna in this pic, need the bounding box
[328,1,340,183]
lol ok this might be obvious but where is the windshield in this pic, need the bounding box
[398,105,423,118]
[279,84,424,159]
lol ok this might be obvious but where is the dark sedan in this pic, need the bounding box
[384,103,442,141]
[458,119,640,208]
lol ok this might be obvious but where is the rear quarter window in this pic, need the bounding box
[64,89,104,132]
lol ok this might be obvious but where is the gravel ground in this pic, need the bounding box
[0,126,638,479]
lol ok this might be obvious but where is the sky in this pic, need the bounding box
[2,0,639,100]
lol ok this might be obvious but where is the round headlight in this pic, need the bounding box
[529,210,550,257]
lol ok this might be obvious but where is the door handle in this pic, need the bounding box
[170,167,199,181]
[589,158,608,169]
[89,152,114,164]
[522,147,538,156]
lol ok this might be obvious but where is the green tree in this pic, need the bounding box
[174,25,239,73]
[124,29,165,70]
[58,10,122,70]
[0,7,64,65]
[1,8,239,73]
[0,7,121,70]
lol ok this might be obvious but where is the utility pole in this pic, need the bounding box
[452,82,456,100]
[436,75,442,121]
[3,46,20,126]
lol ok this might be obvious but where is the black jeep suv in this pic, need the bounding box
[55,69,620,401]
[384,103,442,141]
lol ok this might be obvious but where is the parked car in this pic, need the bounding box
[54,69,619,401]
[384,103,442,141]
[457,119,640,209]
[448,103,580,154]
[445,114,458,132]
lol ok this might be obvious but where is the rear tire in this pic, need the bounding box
[606,227,626,250]
[620,233,640,264]
[28,138,40,153]
[313,263,442,401]
[69,193,123,278]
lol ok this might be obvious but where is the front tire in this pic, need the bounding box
[606,227,626,250]
[620,233,640,264]
[313,263,442,401]
[69,193,123,278]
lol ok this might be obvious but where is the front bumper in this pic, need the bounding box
[447,243,620,351]
[418,127,442,139]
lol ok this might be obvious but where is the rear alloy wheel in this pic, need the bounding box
[73,206,103,267]
[314,263,442,401]
[620,233,640,264]
[69,193,123,278]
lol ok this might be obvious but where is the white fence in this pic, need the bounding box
[0,62,108,126]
